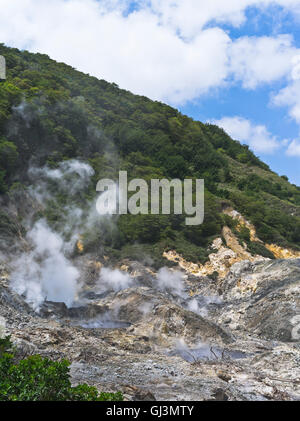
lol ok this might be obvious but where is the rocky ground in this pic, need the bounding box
[1,256,300,401]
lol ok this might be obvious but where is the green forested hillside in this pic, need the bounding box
[0,43,299,265]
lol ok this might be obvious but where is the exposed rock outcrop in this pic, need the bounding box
[164,208,300,280]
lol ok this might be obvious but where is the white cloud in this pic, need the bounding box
[229,35,299,89]
[271,53,300,133]
[0,0,232,103]
[149,0,249,38]
[150,0,300,38]
[286,139,300,156]
[0,0,300,104]
[211,116,281,153]
[272,80,300,123]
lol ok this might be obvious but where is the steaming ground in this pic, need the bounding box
[2,226,300,399]
[169,338,249,363]
[9,159,219,321]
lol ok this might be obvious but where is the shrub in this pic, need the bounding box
[0,337,123,401]
[247,241,275,259]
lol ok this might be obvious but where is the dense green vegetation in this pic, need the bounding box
[0,43,299,263]
[0,336,123,401]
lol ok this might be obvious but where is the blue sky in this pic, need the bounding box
[0,0,300,185]
[179,4,300,185]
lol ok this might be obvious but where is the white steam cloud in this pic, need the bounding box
[155,267,185,297]
[9,159,127,312]
[173,338,217,362]
[9,159,98,311]
[97,267,134,293]
[138,302,154,315]
[10,220,80,311]
[154,267,222,318]
[28,159,95,208]
[187,295,222,317]
[187,298,202,315]
[0,317,6,339]
[29,159,94,194]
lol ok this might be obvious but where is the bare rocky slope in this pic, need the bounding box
[1,253,300,401]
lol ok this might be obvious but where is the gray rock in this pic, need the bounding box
[1,258,300,400]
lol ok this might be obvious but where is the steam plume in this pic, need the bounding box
[97,267,134,292]
[10,220,80,311]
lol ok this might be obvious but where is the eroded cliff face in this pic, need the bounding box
[265,244,300,259]
[224,208,300,260]
[163,228,263,280]
[223,208,260,242]
[164,208,300,280]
